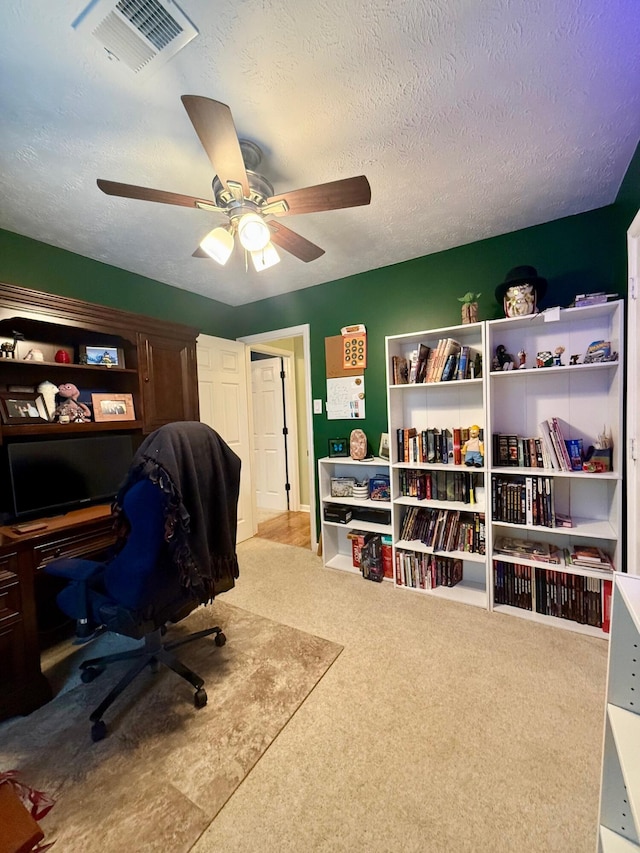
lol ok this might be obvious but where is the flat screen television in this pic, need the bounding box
[7,434,134,520]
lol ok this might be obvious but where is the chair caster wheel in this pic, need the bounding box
[91,720,107,742]
[149,658,160,674]
[214,632,226,647]
[194,688,208,709]
[81,666,101,683]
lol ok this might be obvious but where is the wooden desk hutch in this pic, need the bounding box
[0,283,200,720]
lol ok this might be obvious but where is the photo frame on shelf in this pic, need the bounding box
[0,391,49,424]
[378,432,390,460]
[91,392,135,422]
[328,437,349,457]
[79,345,125,368]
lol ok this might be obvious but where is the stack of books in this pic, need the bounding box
[567,545,614,570]
[493,535,564,564]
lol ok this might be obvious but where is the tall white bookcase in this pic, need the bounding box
[318,302,625,637]
[597,573,640,850]
[385,321,489,608]
[486,301,623,638]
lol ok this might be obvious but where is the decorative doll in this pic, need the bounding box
[53,383,92,423]
[462,425,484,467]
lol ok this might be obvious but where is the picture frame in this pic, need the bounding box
[0,391,49,424]
[91,392,136,422]
[378,432,390,460]
[79,344,125,368]
[328,437,349,457]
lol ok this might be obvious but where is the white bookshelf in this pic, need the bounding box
[385,321,489,607]
[318,456,392,577]
[486,301,624,637]
[598,574,640,851]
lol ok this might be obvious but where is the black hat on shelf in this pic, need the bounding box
[495,265,547,303]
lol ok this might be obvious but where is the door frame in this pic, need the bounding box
[249,345,300,512]
[238,324,316,549]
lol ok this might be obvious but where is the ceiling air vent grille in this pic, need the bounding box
[74,0,198,75]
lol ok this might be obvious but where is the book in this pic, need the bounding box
[456,346,470,381]
[414,344,431,383]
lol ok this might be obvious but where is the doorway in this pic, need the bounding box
[239,325,315,550]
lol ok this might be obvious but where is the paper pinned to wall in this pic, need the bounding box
[326,375,365,420]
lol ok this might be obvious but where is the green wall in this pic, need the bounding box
[232,203,631,465]
[1,141,638,515]
[0,229,237,337]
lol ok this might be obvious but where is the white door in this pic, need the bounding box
[197,334,255,543]
[627,209,640,574]
[251,356,288,512]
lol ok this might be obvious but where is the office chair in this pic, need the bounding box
[45,422,241,742]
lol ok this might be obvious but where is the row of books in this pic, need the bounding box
[391,339,478,385]
[493,419,582,471]
[494,536,614,570]
[493,561,612,631]
[399,506,486,554]
[398,468,479,504]
[395,550,463,589]
[491,475,555,527]
[397,426,482,465]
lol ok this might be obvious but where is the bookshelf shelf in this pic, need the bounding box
[380,302,623,633]
[598,574,640,851]
[318,456,392,580]
[386,321,488,606]
[487,300,624,636]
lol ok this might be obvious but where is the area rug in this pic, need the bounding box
[0,601,342,853]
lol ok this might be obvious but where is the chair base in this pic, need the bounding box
[79,624,226,741]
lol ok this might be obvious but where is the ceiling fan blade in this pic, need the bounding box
[266,175,371,216]
[268,221,325,262]
[181,95,250,197]
[97,179,219,210]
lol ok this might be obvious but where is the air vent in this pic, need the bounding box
[74,0,198,75]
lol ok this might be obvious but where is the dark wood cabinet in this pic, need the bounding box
[0,283,199,440]
[0,283,201,718]
[138,331,199,431]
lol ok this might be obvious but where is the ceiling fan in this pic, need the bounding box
[97,95,372,272]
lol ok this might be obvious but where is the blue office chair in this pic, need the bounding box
[45,422,241,742]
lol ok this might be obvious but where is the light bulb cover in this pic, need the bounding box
[238,213,271,252]
[251,242,280,272]
[200,227,234,265]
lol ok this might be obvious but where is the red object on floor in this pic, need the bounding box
[0,783,44,853]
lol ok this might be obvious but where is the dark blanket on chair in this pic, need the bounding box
[113,422,241,602]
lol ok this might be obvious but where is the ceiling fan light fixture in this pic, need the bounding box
[200,226,234,265]
[251,242,280,272]
[237,212,270,252]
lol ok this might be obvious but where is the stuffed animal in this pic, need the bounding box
[53,383,92,423]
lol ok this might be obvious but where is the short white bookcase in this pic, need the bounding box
[318,456,392,575]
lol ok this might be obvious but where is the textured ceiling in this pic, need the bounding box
[1,0,639,307]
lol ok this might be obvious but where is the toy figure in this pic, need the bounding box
[495,345,514,371]
[518,349,526,369]
[554,346,565,366]
[53,383,92,423]
[37,380,59,421]
[462,425,484,467]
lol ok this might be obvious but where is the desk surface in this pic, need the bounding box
[0,503,113,547]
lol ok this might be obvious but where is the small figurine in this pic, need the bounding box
[518,349,526,369]
[569,354,580,365]
[554,346,565,366]
[53,383,92,423]
[37,380,59,421]
[495,344,514,371]
[100,351,114,367]
[462,425,484,468]
[24,348,44,361]
[495,265,547,318]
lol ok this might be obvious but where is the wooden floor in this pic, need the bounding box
[255,511,311,549]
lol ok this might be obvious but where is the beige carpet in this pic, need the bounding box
[0,599,342,853]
